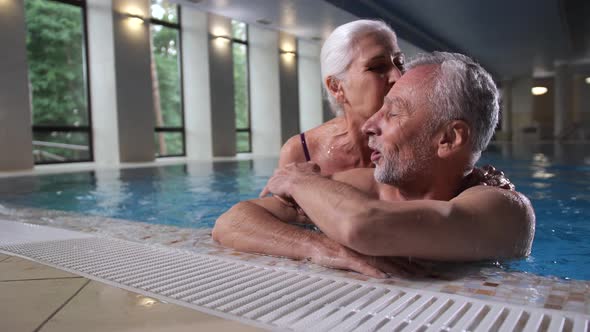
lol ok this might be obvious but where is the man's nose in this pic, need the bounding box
[362,112,381,137]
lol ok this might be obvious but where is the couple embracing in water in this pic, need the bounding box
[213,20,534,278]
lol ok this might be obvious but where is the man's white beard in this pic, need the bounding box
[374,134,435,186]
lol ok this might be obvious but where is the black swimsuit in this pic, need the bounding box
[300,132,311,162]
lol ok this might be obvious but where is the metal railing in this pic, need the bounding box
[32,140,89,162]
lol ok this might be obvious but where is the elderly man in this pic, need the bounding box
[213,52,535,278]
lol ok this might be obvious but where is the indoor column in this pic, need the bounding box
[249,25,281,156]
[0,0,34,171]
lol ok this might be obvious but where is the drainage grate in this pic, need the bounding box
[1,220,588,331]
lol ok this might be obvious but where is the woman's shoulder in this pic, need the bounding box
[279,134,307,167]
[279,119,346,167]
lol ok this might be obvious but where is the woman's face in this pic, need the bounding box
[339,33,404,119]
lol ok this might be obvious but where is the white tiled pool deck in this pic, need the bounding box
[0,252,261,332]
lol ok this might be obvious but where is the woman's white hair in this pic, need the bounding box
[406,52,499,155]
[320,19,398,116]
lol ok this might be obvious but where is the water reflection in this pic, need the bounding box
[91,169,128,217]
[481,142,590,279]
[487,142,590,165]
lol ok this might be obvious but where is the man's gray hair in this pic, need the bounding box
[406,52,499,154]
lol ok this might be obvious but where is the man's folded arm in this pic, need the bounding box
[212,197,315,260]
[339,188,534,260]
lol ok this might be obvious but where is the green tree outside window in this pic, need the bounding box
[24,0,91,163]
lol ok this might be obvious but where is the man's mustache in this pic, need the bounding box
[368,138,380,152]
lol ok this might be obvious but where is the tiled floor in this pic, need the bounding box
[0,253,262,332]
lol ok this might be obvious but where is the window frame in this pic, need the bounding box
[231,22,252,153]
[149,5,186,158]
[30,0,94,165]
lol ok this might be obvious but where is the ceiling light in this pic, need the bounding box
[280,50,296,63]
[127,14,145,26]
[585,77,590,84]
[531,86,548,96]
[212,36,231,48]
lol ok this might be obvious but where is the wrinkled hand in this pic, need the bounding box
[463,164,515,191]
[259,162,323,199]
[309,237,433,279]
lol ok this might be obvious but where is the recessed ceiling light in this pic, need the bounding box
[256,19,272,25]
[585,77,590,84]
[531,86,548,96]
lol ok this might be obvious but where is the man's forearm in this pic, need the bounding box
[213,201,321,260]
[289,176,374,247]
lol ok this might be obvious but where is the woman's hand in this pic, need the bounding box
[463,165,515,191]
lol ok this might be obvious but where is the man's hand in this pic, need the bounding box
[309,236,387,279]
[259,162,323,199]
[308,235,434,279]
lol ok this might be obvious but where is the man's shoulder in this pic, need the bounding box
[452,185,535,224]
[455,184,528,202]
[451,185,535,257]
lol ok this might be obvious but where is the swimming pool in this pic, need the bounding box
[0,143,589,280]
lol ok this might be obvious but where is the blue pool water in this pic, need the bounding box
[0,143,588,280]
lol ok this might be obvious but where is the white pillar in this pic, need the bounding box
[87,0,120,165]
[249,25,281,156]
[297,39,323,132]
[0,0,34,171]
[182,9,213,160]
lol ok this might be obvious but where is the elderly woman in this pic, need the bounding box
[280,20,403,175]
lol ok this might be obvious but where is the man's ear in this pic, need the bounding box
[437,120,470,158]
[326,76,346,103]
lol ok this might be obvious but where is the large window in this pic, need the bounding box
[232,20,251,153]
[150,0,185,157]
[24,0,92,164]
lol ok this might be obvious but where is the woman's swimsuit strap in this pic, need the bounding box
[300,132,311,162]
